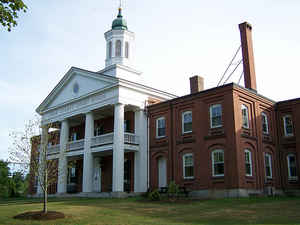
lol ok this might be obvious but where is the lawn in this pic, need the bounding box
[0,196,300,225]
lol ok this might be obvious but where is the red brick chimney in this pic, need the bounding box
[190,76,204,94]
[239,22,257,91]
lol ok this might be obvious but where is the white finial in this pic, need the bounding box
[119,0,122,9]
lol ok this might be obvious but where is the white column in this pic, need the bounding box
[37,126,48,195]
[57,120,69,194]
[82,112,94,192]
[113,103,125,192]
[134,109,148,192]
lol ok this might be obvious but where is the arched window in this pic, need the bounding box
[212,149,224,177]
[287,154,298,181]
[125,42,129,58]
[108,41,112,58]
[244,149,252,176]
[182,111,192,134]
[115,40,121,57]
[183,153,194,179]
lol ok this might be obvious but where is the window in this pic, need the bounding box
[125,42,129,58]
[287,154,298,180]
[94,125,104,136]
[241,104,249,128]
[108,41,112,58]
[124,120,130,133]
[183,153,194,179]
[70,132,77,141]
[264,153,272,179]
[182,111,192,134]
[156,117,166,138]
[210,104,222,128]
[68,166,77,183]
[212,150,224,177]
[283,115,294,137]
[245,150,252,176]
[115,40,121,57]
[261,112,269,134]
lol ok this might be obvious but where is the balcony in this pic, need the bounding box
[47,144,60,154]
[67,139,85,151]
[46,133,139,155]
[91,132,139,148]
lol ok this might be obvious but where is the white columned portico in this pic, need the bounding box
[113,103,125,192]
[57,119,69,194]
[134,109,148,192]
[37,126,49,195]
[82,111,94,192]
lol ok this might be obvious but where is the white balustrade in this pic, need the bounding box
[91,132,139,147]
[91,133,114,147]
[47,144,60,154]
[124,132,139,145]
[67,139,85,151]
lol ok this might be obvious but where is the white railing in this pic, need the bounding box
[91,132,139,147]
[67,139,84,151]
[124,132,139,145]
[47,144,60,154]
[91,133,114,147]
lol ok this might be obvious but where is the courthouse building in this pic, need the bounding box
[29,8,300,198]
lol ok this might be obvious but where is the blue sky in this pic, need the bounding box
[1,0,300,161]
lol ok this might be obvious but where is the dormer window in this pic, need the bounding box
[115,40,121,57]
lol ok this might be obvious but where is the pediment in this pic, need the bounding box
[37,67,118,113]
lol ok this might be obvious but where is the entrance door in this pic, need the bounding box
[158,157,167,188]
[124,159,131,192]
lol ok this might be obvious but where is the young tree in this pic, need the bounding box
[9,118,60,213]
[0,0,27,31]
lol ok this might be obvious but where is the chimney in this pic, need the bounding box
[190,76,204,94]
[239,22,257,91]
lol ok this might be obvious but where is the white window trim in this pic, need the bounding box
[183,153,194,179]
[156,117,166,138]
[245,149,253,177]
[261,112,269,134]
[182,111,192,134]
[264,153,272,179]
[212,149,224,177]
[210,104,222,128]
[241,104,249,129]
[287,154,298,181]
[283,115,294,137]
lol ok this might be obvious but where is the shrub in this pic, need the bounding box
[148,189,161,201]
[167,181,179,200]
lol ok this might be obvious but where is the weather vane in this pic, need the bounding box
[119,0,123,9]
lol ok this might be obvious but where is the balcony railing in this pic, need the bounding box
[67,139,84,151]
[91,132,139,147]
[47,144,60,154]
[124,132,139,145]
[91,133,114,147]
[46,133,139,154]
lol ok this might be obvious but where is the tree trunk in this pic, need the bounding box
[43,172,48,213]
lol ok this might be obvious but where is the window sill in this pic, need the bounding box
[156,136,166,139]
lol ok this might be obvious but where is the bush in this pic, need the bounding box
[148,189,161,201]
[167,181,179,200]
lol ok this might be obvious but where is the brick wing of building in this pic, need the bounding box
[29,8,300,198]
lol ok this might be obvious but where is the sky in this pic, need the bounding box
[1,0,300,161]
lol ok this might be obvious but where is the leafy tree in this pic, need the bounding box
[0,0,27,32]
[0,160,10,197]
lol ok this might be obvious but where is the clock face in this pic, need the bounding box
[73,82,79,94]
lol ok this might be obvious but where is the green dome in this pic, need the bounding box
[112,8,128,30]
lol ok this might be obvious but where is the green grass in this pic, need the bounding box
[0,196,300,225]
